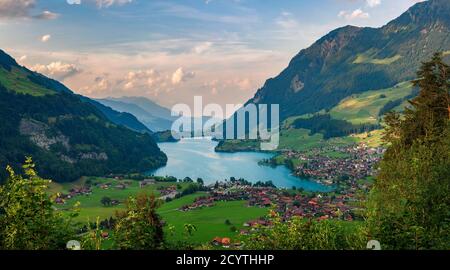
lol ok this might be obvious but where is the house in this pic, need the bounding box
[212,237,223,246]
[221,238,231,247]
[139,179,156,188]
[211,237,231,248]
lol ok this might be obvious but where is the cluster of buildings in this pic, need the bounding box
[54,186,92,204]
[179,183,357,223]
[288,145,384,185]
[158,185,179,200]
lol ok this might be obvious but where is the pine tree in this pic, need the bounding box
[369,52,450,250]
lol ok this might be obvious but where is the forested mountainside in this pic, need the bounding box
[0,49,166,183]
[246,0,450,120]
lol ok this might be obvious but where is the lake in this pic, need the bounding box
[150,138,330,191]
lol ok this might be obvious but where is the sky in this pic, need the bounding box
[0,0,425,116]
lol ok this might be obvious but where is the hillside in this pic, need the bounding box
[97,97,175,131]
[246,0,450,120]
[82,97,152,134]
[0,49,167,183]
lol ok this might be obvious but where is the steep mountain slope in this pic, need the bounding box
[247,0,450,120]
[0,49,167,183]
[97,97,175,131]
[82,97,152,134]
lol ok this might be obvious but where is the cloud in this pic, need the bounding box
[171,67,195,85]
[31,62,81,81]
[67,0,133,8]
[67,0,81,4]
[0,0,59,20]
[366,0,381,8]
[338,9,370,20]
[276,12,299,29]
[18,55,28,63]
[34,10,59,20]
[41,34,51,42]
[122,69,167,91]
[193,42,213,54]
[95,0,133,8]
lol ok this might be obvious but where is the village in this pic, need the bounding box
[278,145,385,187]
[178,179,363,248]
[51,145,378,249]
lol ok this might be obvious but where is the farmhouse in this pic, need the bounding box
[139,179,156,188]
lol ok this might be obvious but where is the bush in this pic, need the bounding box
[114,194,164,250]
[0,157,77,250]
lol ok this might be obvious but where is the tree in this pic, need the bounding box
[114,194,164,250]
[0,157,77,250]
[196,178,204,186]
[100,196,112,207]
[242,210,366,250]
[368,53,450,249]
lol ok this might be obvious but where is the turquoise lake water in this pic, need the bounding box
[150,138,330,191]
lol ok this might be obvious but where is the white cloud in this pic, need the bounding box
[35,10,59,20]
[67,0,133,8]
[275,11,299,29]
[0,0,59,20]
[40,34,51,42]
[67,0,81,4]
[171,67,195,85]
[18,55,28,63]
[338,9,370,20]
[95,0,133,8]
[31,62,81,80]
[193,42,213,54]
[123,69,167,91]
[367,0,381,8]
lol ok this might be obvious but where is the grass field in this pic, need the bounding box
[159,197,268,244]
[330,82,413,124]
[52,178,267,244]
[353,53,402,65]
[55,177,191,223]
[351,129,385,147]
[0,67,55,96]
[278,128,357,152]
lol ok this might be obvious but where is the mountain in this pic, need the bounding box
[246,0,450,120]
[97,97,175,131]
[81,97,152,134]
[0,49,167,183]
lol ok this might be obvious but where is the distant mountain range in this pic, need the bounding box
[245,0,450,120]
[0,49,166,182]
[96,97,175,132]
[98,97,222,133]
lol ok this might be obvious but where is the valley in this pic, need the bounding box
[0,0,448,252]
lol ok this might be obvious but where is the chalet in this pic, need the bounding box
[139,179,156,188]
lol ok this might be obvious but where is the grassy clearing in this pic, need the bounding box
[353,53,402,65]
[279,128,357,152]
[160,198,268,244]
[330,82,413,124]
[55,178,267,245]
[0,67,55,96]
[351,129,385,147]
[57,177,191,223]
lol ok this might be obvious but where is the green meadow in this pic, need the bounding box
[51,178,267,244]
[330,82,414,124]
[159,196,268,244]
[0,67,55,96]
